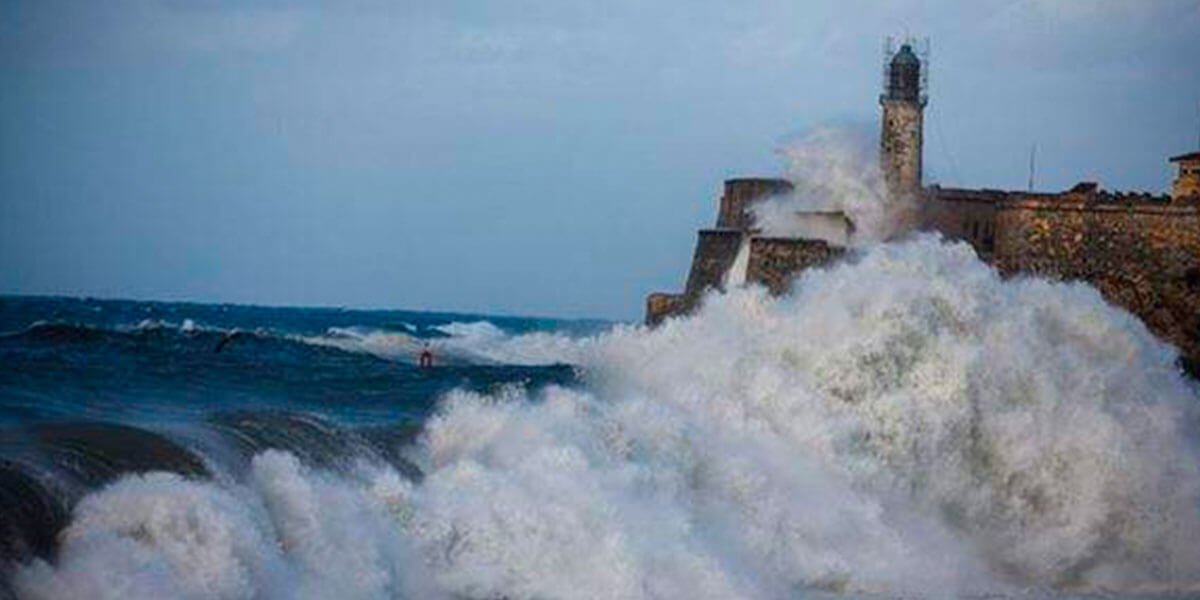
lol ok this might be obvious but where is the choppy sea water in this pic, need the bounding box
[3,235,1200,599]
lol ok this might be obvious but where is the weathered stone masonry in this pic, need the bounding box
[683,230,744,304]
[719,178,794,230]
[645,179,807,326]
[745,238,845,296]
[645,39,1200,369]
[990,196,1200,365]
[880,43,926,196]
[648,185,1200,370]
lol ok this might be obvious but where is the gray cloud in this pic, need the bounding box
[2,0,1198,318]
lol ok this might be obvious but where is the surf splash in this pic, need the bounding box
[299,321,587,366]
[10,236,1200,599]
[752,126,916,243]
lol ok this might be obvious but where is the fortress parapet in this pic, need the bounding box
[1171,152,1200,200]
[990,192,1200,365]
[645,178,845,325]
[683,229,745,302]
[717,178,794,230]
[645,293,686,327]
[745,238,846,295]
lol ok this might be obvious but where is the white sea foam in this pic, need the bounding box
[752,126,916,243]
[130,318,172,332]
[297,321,590,366]
[119,318,224,336]
[431,321,590,366]
[297,327,425,362]
[14,236,1200,599]
[13,455,430,600]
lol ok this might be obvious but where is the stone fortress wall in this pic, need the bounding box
[645,179,849,326]
[648,178,1200,368]
[645,41,1200,369]
[744,237,845,296]
[990,193,1200,365]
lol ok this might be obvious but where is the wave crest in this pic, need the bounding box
[297,321,587,366]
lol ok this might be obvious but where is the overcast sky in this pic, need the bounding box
[2,1,1198,320]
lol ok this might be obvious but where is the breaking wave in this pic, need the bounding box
[298,321,587,366]
[10,236,1200,599]
[752,126,915,243]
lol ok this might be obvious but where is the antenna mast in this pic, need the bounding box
[916,37,930,106]
[1028,143,1037,192]
[881,36,894,100]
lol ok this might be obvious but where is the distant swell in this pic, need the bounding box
[4,320,265,348]
[3,318,585,368]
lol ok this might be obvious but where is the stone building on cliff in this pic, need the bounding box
[645,42,1200,370]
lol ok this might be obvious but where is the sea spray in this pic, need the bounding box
[13,236,1200,599]
[591,235,1200,591]
[752,126,916,242]
[13,455,430,600]
[298,321,585,366]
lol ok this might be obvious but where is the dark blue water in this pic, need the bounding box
[0,295,608,576]
[0,295,604,424]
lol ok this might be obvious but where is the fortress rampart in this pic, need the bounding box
[645,179,802,326]
[919,187,1009,258]
[644,40,1200,369]
[745,238,846,296]
[718,178,795,230]
[989,195,1200,365]
[649,185,1200,369]
[683,229,744,301]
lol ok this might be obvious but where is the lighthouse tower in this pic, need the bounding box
[880,41,928,197]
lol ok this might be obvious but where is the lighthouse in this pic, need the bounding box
[880,41,927,197]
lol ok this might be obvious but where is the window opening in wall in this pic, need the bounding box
[1185,267,1200,291]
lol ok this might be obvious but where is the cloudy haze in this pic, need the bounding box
[2,0,1198,319]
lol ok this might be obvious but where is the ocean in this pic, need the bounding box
[3,236,1200,599]
[0,294,597,598]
